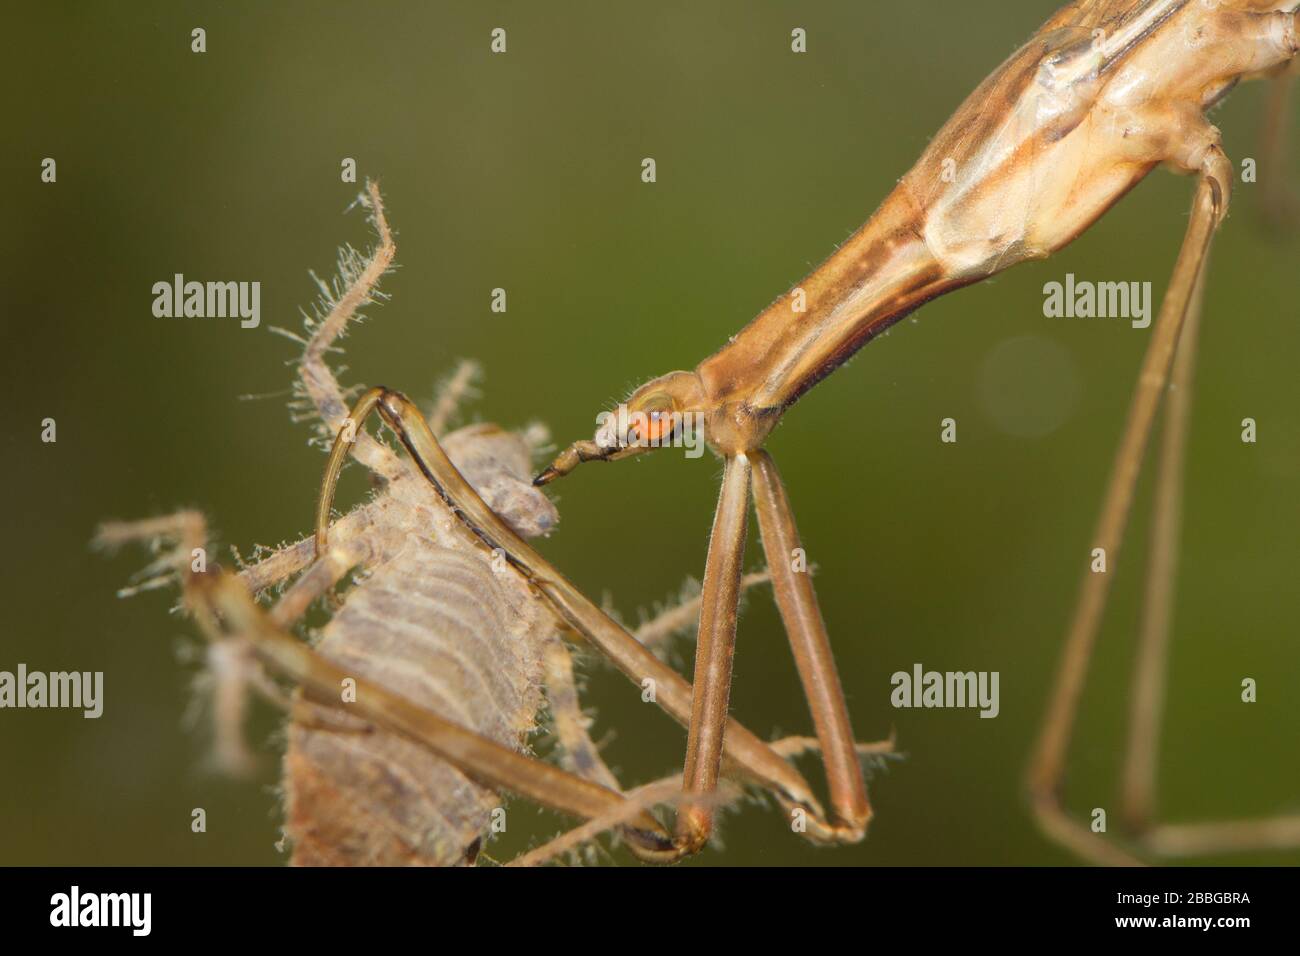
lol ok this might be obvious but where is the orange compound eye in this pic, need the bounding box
[641,408,678,444]
[626,393,678,446]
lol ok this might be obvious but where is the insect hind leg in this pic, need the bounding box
[1026,149,1232,866]
[1120,161,1300,863]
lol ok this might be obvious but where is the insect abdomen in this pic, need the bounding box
[282,534,549,866]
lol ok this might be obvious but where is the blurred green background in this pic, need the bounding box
[2,0,1297,866]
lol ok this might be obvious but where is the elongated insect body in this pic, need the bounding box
[284,426,560,866]
[539,0,1299,476]
[697,0,1298,414]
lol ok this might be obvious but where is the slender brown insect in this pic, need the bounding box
[529,0,1300,863]
[99,184,892,866]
